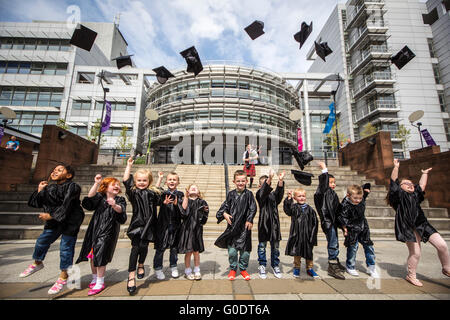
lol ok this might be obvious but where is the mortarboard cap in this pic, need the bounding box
[443,0,450,11]
[314,41,333,62]
[291,170,314,186]
[362,183,371,191]
[244,20,265,40]
[422,7,439,25]
[390,45,416,70]
[292,149,314,171]
[152,66,175,84]
[294,21,313,49]
[70,24,98,52]
[112,54,133,69]
[180,46,203,76]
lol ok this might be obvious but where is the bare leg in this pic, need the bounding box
[428,233,450,275]
[193,251,200,268]
[405,231,422,286]
[97,266,106,278]
[185,252,192,270]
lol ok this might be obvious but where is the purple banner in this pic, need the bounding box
[420,129,436,146]
[100,100,112,133]
[0,126,4,144]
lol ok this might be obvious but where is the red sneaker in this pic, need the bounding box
[240,270,250,281]
[228,270,236,281]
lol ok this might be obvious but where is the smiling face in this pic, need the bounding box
[50,165,71,182]
[234,174,248,191]
[188,184,199,198]
[166,173,179,191]
[329,177,336,190]
[107,181,121,195]
[400,179,414,193]
[294,190,306,204]
[135,173,150,190]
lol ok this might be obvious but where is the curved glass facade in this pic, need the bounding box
[145,64,300,164]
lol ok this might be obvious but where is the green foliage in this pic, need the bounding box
[395,124,411,152]
[56,119,69,130]
[115,125,133,152]
[360,122,378,138]
[323,119,347,151]
[88,118,106,146]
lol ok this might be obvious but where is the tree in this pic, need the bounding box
[56,118,70,130]
[88,118,106,146]
[115,125,133,152]
[360,122,378,139]
[323,119,348,152]
[395,124,411,156]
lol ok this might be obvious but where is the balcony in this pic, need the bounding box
[349,45,391,74]
[352,71,395,99]
[354,100,399,123]
[345,0,386,31]
[347,21,389,52]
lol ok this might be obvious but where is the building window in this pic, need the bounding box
[94,101,136,111]
[77,72,95,83]
[444,120,450,141]
[438,91,447,112]
[0,38,71,51]
[9,112,60,134]
[433,64,441,84]
[0,61,68,75]
[427,38,436,58]
[0,87,63,107]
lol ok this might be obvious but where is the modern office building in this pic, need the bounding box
[307,0,450,157]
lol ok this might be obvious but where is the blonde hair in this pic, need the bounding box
[186,184,203,199]
[133,169,161,194]
[294,187,306,197]
[166,172,180,182]
[347,184,363,196]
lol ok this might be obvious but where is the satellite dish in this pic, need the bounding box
[145,109,159,121]
[408,110,424,123]
[289,109,303,121]
[0,106,17,120]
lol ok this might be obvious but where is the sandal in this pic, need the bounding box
[405,275,423,287]
[137,266,145,279]
[127,277,136,295]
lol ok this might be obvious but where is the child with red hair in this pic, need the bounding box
[76,174,127,296]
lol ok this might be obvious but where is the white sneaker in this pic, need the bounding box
[155,269,165,280]
[19,263,44,278]
[272,266,282,279]
[346,267,359,276]
[185,273,195,280]
[194,272,202,280]
[171,267,179,278]
[368,265,380,278]
[258,265,267,279]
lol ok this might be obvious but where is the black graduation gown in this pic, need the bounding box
[76,193,127,267]
[388,179,437,243]
[154,189,184,251]
[314,172,342,233]
[123,176,160,242]
[339,192,373,247]
[256,181,284,243]
[177,198,209,254]
[28,180,85,237]
[215,189,257,252]
[283,199,318,260]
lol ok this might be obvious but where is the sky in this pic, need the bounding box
[0,0,383,73]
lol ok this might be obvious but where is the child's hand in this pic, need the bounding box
[245,221,253,230]
[106,198,116,207]
[127,157,134,166]
[224,213,233,225]
[317,161,326,170]
[393,158,400,168]
[279,171,285,181]
[268,168,275,178]
[421,168,432,174]
[203,206,209,213]
[38,213,52,221]
[163,194,174,205]
[158,171,164,179]
[364,189,371,194]
[38,181,48,193]
[343,227,348,237]
[287,190,293,199]
[94,174,102,184]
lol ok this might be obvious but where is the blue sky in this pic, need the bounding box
[2,0,351,72]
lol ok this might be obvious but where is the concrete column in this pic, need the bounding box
[302,80,312,151]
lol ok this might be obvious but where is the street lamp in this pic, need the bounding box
[326,73,344,152]
[96,70,114,147]
[144,108,159,164]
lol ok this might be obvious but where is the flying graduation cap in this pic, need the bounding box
[112,54,133,69]
[294,21,313,49]
[69,24,98,52]
[314,41,333,62]
[422,7,439,25]
[152,66,175,84]
[390,45,416,70]
[180,46,203,76]
[291,170,314,186]
[244,20,265,40]
[292,149,314,171]
[443,0,450,11]
[362,183,371,191]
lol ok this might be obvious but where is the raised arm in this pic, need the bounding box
[123,157,134,181]
[391,158,400,181]
[419,168,432,192]
[88,174,102,197]
[156,171,164,188]
[316,161,329,195]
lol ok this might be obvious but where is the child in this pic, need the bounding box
[20,164,84,295]
[283,188,319,279]
[178,184,209,280]
[388,159,450,286]
[215,170,257,281]
[75,174,127,296]
[340,184,379,278]
[313,161,346,280]
[123,157,162,295]
[153,172,184,280]
[255,169,285,279]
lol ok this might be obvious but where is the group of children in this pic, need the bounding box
[18,157,450,296]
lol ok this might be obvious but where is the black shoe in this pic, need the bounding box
[127,277,136,295]
[137,266,145,279]
[328,262,345,280]
[336,258,346,272]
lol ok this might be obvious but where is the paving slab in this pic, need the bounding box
[234,294,254,300]
[142,295,188,300]
[190,279,232,295]
[253,293,300,300]
[323,278,383,294]
[232,280,252,295]
[141,279,193,296]
[188,294,234,300]
[387,294,439,300]
[300,293,347,300]
[288,279,338,294]
[342,294,393,300]
[416,278,450,294]
[0,282,37,299]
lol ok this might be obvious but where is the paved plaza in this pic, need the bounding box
[0,237,449,301]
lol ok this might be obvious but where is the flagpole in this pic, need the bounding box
[97,71,109,147]
[332,73,342,152]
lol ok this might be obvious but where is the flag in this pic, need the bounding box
[297,127,303,151]
[323,102,336,134]
[146,131,152,154]
[100,100,111,133]
[420,129,436,146]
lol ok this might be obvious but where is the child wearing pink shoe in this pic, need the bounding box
[19,164,84,295]
[75,174,127,296]
[388,159,450,286]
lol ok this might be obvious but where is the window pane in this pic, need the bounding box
[19,62,31,74]
[6,62,19,73]
[0,61,6,73]
[30,63,44,74]
[24,39,36,50]
[37,39,48,50]
[48,40,60,51]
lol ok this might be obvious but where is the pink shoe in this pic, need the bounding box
[48,278,67,295]
[88,284,105,296]
[88,282,96,289]
[405,275,423,287]
[19,263,44,278]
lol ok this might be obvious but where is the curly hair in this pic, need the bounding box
[133,169,161,194]
[97,177,121,194]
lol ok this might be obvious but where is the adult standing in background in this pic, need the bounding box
[243,144,258,188]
